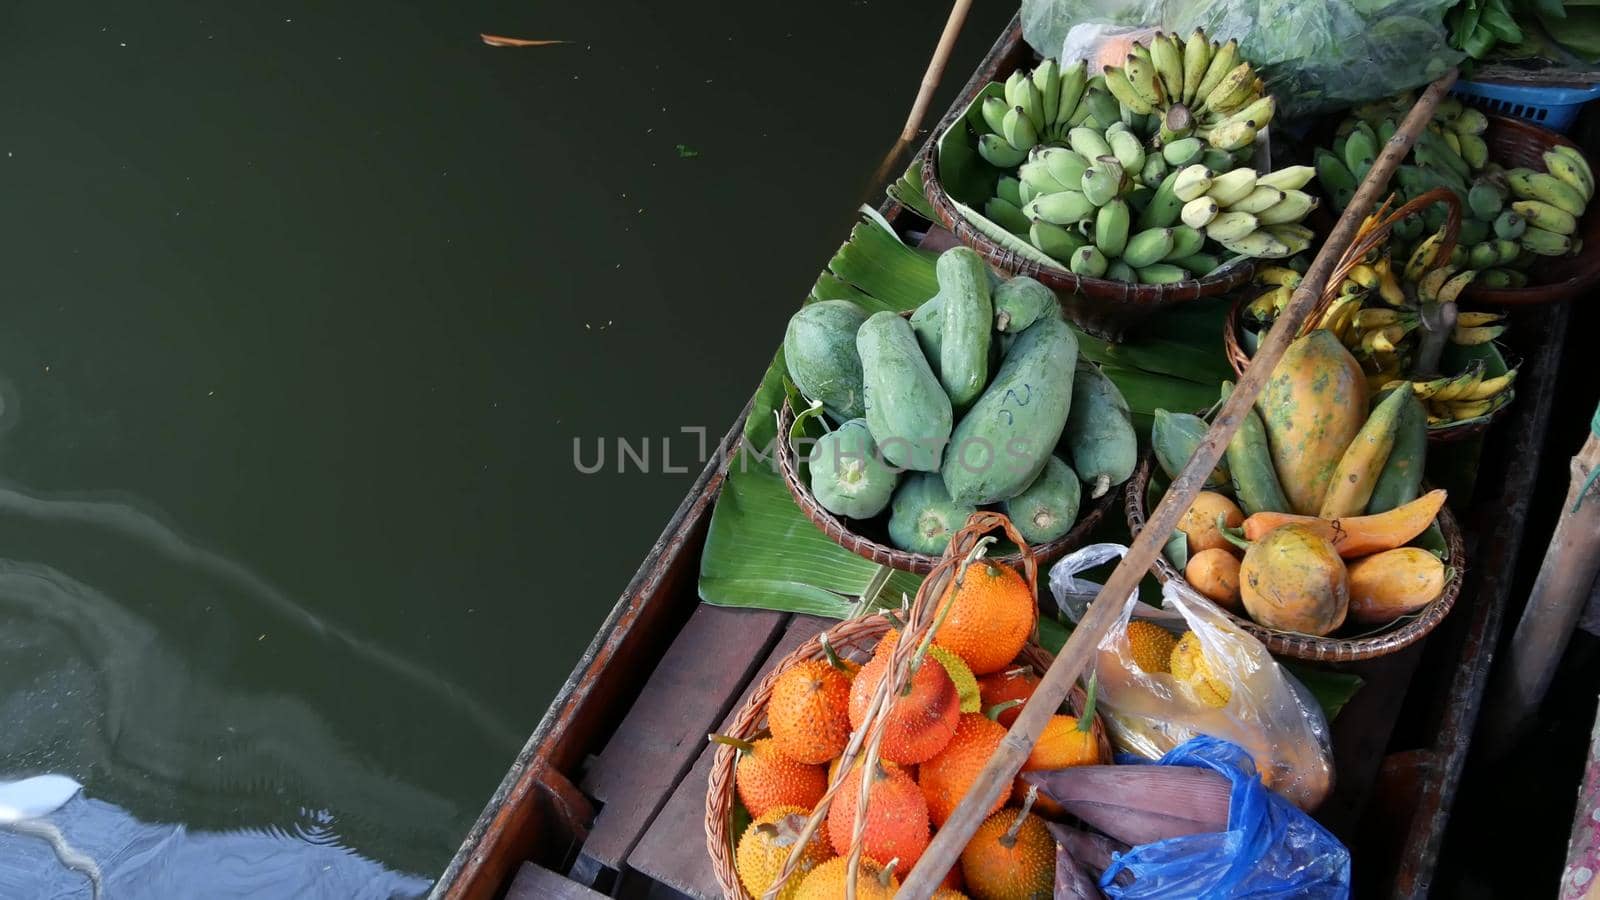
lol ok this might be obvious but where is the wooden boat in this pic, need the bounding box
[430,16,1577,900]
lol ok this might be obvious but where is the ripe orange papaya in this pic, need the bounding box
[1256,331,1367,515]
[1240,489,1446,559]
[1346,548,1446,625]
[1239,523,1348,636]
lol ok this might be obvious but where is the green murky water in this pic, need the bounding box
[0,0,1014,890]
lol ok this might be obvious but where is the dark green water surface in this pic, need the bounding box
[0,0,1014,886]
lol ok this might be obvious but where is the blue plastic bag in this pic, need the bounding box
[1100,736,1351,899]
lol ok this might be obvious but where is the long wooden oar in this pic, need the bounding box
[862,0,975,204]
[898,70,1461,897]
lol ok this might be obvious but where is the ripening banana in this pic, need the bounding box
[1511,199,1579,235]
[1216,96,1276,133]
[1456,369,1517,400]
[1205,210,1258,242]
[1206,168,1258,206]
[1124,53,1165,108]
[1257,165,1316,192]
[1414,264,1455,303]
[1172,165,1214,203]
[1404,230,1448,282]
[1521,225,1574,256]
[1546,145,1595,201]
[1206,120,1258,152]
[1150,32,1184,102]
[1456,311,1503,327]
[1245,284,1289,320]
[1437,269,1477,304]
[1508,168,1587,216]
[1201,63,1255,116]
[1255,265,1303,288]
[1261,223,1313,255]
[1193,40,1239,112]
[1219,228,1293,258]
[1181,196,1220,229]
[1453,324,1506,345]
[1227,185,1284,215]
[1256,190,1318,225]
[1181,30,1211,107]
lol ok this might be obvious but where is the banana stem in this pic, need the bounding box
[1415,298,1457,377]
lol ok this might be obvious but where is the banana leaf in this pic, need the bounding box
[887,158,938,223]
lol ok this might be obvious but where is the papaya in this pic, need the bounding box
[858,311,953,473]
[1178,491,1244,555]
[1001,456,1081,544]
[1220,382,1290,515]
[910,295,943,373]
[888,472,978,555]
[1062,362,1137,499]
[784,300,870,423]
[807,418,899,519]
[1151,409,1229,490]
[1366,389,1427,514]
[993,276,1056,333]
[1241,489,1446,559]
[1346,547,1446,625]
[1256,330,1367,514]
[1185,547,1242,611]
[1239,523,1349,636]
[936,248,993,409]
[941,315,1079,506]
[1320,387,1409,518]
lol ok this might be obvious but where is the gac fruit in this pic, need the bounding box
[827,759,931,870]
[932,560,1035,675]
[848,634,961,765]
[919,713,1008,826]
[735,805,834,900]
[795,856,899,900]
[1124,620,1178,674]
[977,665,1038,726]
[720,736,827,819]
[768,659,853,764]
[1169,631,1231,708]
[960,804,1055,899]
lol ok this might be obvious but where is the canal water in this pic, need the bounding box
[0,0,1015,893]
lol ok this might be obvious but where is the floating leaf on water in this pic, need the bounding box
[479,34,568,47]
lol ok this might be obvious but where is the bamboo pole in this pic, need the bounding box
[1483,406,1600,758]
[901,0,975,144]
[898,70,1461,897]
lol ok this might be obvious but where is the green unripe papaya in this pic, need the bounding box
[783,299,869,422]
[993,276,1057,334]
[941,315,1079,506]
[858,311,953,473]
[1151,409,1229,489]
[909,294,943,375]
[1219,381,1290,515]
[1002,456,1082,544]
[936,248,993,409]
[807,418,899,519]
[1061,361,1137,499]
[888,472,977,555]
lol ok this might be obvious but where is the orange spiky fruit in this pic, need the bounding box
[938,862,967,893]
[769,659,854,764]
[977,665,1039,727]
[847,632,960,765]
[735,805,834,900]
[1125,620,1179,674]
[919,713,1008,826]
[1021,676,1102,771]
[712,735,827,819]
[794,856,900,900]
[932,560,1036,675]
[960,791,1056,900]
[827,759,931,869]
[933,890,970,900]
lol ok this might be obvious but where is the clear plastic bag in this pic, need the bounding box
[1048,544,1334,810]
[1021,0,1462,116]
[1100,736,1352,898]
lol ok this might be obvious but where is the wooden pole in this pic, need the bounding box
[897,69,1461,897]
[902,0,975,144]
[1483,407,1600,758]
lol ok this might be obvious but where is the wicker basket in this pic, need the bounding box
[776,399,1116,574]
[918,143,1253,342]
[1461,115,1600,306]
[704,513,1111,898]
[1221,188,1510,443]
[1124,455,1466,662]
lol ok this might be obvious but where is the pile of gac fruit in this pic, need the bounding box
[716,558,1105,899]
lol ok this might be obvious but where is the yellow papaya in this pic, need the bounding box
[1256,331,1367,515]
[1346,547,1445,625]
[1239,523,1349,636]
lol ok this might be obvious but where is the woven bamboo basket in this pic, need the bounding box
[704,512,1111,898]
[776,398,1117,574]
[1124,455,1466,662]
[918,141,1254,342]
[1222,188,1511,444]
[1460,115,1600,306]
